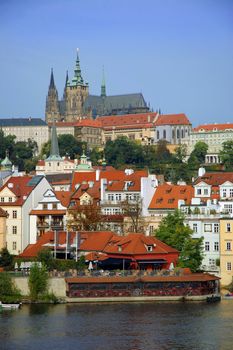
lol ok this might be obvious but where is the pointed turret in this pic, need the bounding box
[101,66,106,97]
[45,68,60,123]
[65,70,70,87]
[1,150,12,171]
[46,122,62,161]
[71,48,85,86]
[49,68,55,89]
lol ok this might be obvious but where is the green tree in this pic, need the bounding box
[0,248,13,269]
[188,141,208,168]
[220,140,233,170]
[154,210,203,272]
[40,134,86,159]
[0,272,21,303]
[29,263,49,301]
[37,248,54,270]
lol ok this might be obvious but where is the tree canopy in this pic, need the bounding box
[220,140,233,171]
[154,210,203,272]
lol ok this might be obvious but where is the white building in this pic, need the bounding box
[0,175,51,254]
[183,123,233,164]
[0,118,49,154]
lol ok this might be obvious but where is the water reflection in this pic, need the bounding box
[1,302,233,350]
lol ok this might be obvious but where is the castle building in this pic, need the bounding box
[45,51,149,123]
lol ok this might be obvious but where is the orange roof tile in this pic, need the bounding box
[55,191,71,207]
[194,123,233,132]
[104,233,178,256]
[195,172,233,186]
[0,175,38,206]
[156,113,191,125]
[149,184,194,209]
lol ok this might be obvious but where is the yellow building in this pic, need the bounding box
[220,218,233,286]
[0,207,8,250]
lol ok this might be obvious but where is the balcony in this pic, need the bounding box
[37,221,49,228]
[51,221,64,229]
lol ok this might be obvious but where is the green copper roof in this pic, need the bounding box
[75,151,94,171]
[46,123,62,161]
[1,155,12,167]
[70,49,88,87]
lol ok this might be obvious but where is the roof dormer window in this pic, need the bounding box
[147,245,153,252]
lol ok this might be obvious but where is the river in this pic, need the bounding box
[1,301,233,350]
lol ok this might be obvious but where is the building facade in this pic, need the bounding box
[0,118,49,154]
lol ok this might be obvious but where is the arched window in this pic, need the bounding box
[163,130,166,139]
[157,130,160,140]
[177,129,180,139]
[172,129,175,139]
[181,129,184,138]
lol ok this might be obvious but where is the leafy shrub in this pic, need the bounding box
[29,263,48,301]
[0,272,21,302]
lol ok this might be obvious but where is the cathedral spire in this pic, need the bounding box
[65,70,69,86]
[101,66,106,97]
[73,48,84,85]
[49,68,55,89]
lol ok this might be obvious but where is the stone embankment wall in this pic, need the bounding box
[13,277,66,298]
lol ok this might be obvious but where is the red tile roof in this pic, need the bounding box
[71,170,148,192]
[97,112,158,129]
[55,191,71,207]
[149,184,194,209]
[194,123,233,132]
[194,172,233,186]
[103,233,178,257]
[0,176,37,206]
[49,119,102,128]
[156,114,191,126]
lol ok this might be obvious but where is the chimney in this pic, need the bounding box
[96,169,100,181]
[198,167,206,177]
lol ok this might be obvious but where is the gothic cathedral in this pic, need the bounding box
[45,51,149,123]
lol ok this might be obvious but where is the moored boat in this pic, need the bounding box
[0,301,21,310]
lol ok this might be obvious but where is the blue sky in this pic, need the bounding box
[0,0,232,125]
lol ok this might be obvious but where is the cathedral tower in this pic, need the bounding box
[62,49,89,122]
[45,69,60,124]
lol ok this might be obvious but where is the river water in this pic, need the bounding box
[1,301,233,350]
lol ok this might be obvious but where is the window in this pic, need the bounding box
[108,194,114,201]
[149,226,154,234]
[8,197,12,202]
[204,224,212,232]
[43,204,48,210]
[226,242,231,251]
[52,203,57,210]
[177,129,180,139]
[193,223,198,233]
[214,224,219,233]
[12,226,17,235]
[147,245,153,252]
[197,189,201,195]
[230,189,233,197]
[13,210,17,219]
[157,130,160,140]
[12,242,17,250]
[222,189,227,198]
[1,197,4,202]
[209,259,215,266]
[204,189,209,196]
[226,223,231,232]
[163,130,166,139]
[227,262,232,271]
[214,242,219,251]
[205,242,210,251]
[115,194,122,201]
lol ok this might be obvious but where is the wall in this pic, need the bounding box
[13,277,67,298]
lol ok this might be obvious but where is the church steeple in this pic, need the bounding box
[65,70,70,87]
[101,66,106,97]
[46,121,62,161]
